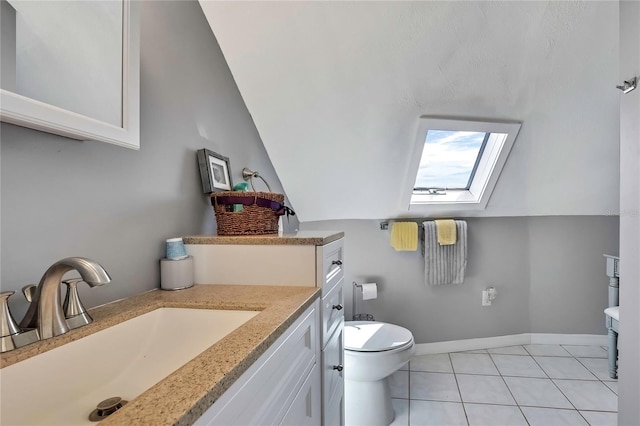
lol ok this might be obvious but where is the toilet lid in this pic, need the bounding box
[344,321,414,352]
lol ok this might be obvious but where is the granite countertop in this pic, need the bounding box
[183,230,344,246]
[0,284,321,425]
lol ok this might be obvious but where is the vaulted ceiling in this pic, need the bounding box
[200,1,620,222]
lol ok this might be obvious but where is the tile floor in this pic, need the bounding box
[388,344,617,426]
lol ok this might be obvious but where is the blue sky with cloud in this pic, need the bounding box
[414,130,485,189]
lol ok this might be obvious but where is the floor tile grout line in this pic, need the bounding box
[452,351,500,376]
[449,352,470,425]
[578,408,619,413]
[410,397,619,413]
[560,344,609,360]
[488,350,531,424]
[488,350,549,379]
[549,375,618,414]
[574,354,616,384]
[524,344,573,358]
[407,360,411,426]
[568,353,599,381]
[407,359,411,413]
[538,349,586,413]
[548,377,583,413]
[568,351,620,402]
[529,353,553,381]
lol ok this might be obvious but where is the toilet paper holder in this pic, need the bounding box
[352,281,375,322]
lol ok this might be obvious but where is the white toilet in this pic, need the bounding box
[344,321,415,426]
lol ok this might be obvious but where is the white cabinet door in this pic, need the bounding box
[322,327,344,425]
[280,364,322,426]
[323,387,344,426]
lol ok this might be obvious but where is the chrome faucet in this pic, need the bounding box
[19,257,111,340]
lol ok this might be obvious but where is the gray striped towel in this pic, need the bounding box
[422,220,467,285]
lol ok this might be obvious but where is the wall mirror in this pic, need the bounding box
[0,0,140,149]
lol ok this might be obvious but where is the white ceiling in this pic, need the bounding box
[199,1,620,222]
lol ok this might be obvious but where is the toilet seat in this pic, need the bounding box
[344,321,414,352]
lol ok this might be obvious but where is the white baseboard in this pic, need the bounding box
[528,333,608,346]
[414,333,608,356]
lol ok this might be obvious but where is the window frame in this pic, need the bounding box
[400,117,521,213]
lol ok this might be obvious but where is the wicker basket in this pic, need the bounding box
[211,191,285,235]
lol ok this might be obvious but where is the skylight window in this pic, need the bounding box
[414,130,488,191]
[401,117,521,212]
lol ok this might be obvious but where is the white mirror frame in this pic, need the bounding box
[0,0,140,150]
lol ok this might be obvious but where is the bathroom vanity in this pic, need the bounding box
[0,285,320,425]
[184,231,346,425]
[1,232,344,425]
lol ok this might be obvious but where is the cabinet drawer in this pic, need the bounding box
[322,327,344,416]
[321,277,344,345]
[280,363,321,426]
[319,239,344,295]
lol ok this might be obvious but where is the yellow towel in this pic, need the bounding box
[435,219,457,245]
[390,222,418,251]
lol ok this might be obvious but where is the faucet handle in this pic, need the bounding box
[1,291,40,353]
[22,285,37,303]
[62,278,93,329]
[0,291,21,338]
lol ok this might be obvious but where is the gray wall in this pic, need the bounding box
[0,0,297,320]
[618,0,640,423]
[528,217,620,334]
[302,216,618,343]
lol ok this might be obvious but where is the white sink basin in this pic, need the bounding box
[0,308,258,425]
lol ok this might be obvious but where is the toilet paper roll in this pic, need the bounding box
[361,283,377,300]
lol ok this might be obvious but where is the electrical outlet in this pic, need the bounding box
[482,290,491,306]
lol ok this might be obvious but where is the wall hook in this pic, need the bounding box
[616,77,637,94]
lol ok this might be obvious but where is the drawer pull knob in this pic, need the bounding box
[333,365,344,372]
[332,304,343,311]
[331,260,343,266]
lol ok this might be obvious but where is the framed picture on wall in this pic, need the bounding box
[197,149,232,193]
